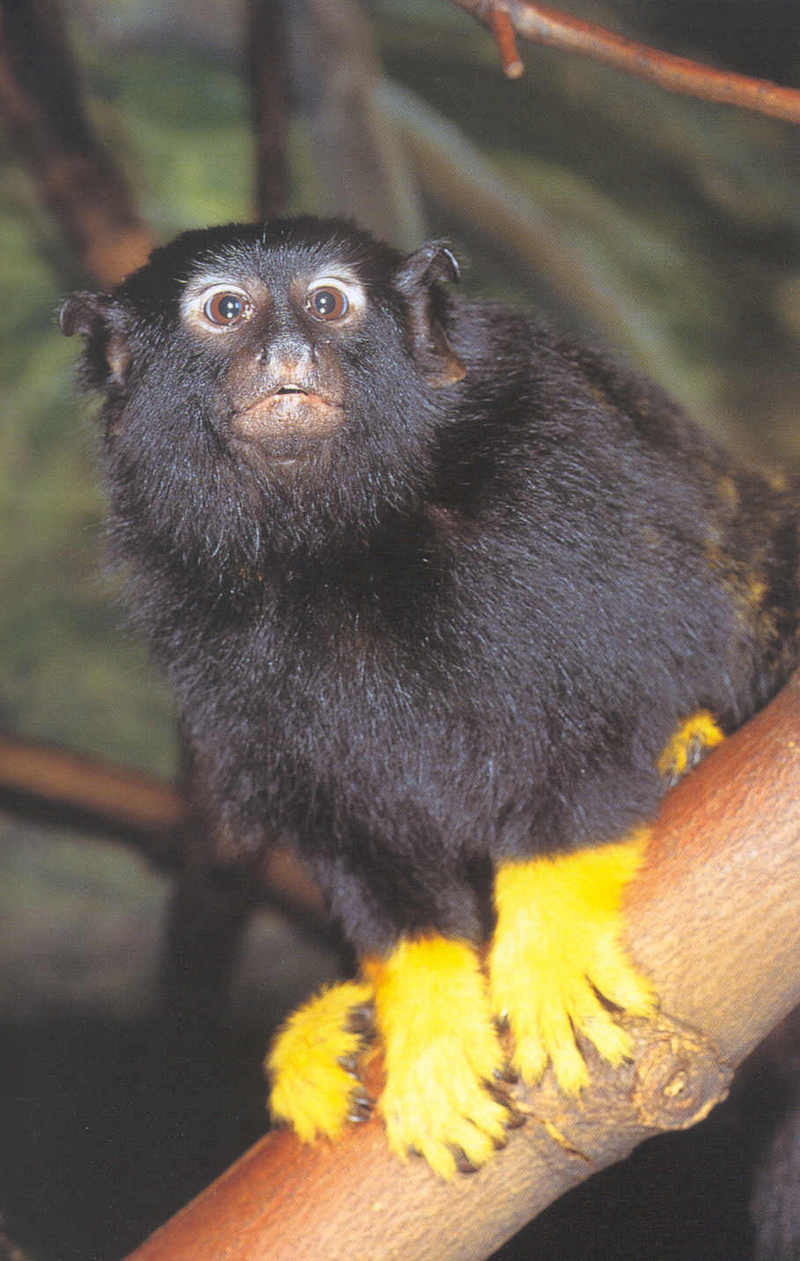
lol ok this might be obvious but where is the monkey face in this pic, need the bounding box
[61,217,466,567]
[178,258,367,460]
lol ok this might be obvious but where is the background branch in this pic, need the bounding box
[0,735,324,921]
[247,0,290,221]
[121,672,800,1261]
[284,0,426,247]
[451,1,800,124]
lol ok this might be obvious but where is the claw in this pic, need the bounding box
[504,1107,528,1131]
[484,1079,526,1135]
[348,1092,373,1123]
[492,1063,519,1085]
[337,1053,361,1078]
[346,1002,376,1036]
[453,1149,480,1175]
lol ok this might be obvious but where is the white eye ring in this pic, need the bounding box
[181,283,254,332]
[200,286,252,328]
[306,284,348,321]
[304,274,364,324]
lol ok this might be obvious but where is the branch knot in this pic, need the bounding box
[632,1017,733,1130]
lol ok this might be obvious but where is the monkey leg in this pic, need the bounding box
[489,832,656,1095]
[489,710,724,1093]
[363,937,511,1179]
[266,979,375,1141]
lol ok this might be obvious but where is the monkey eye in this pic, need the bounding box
[202,289,251,327]
[306,284,349,322]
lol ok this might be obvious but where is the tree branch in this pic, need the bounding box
[247,0,291,221]
[0,734,323,920]
[486,4,523,79]
[284,0,427,248]
[121,672,800,1260]
[451,1,800,125]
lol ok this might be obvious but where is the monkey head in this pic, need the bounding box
[60,217,465,577]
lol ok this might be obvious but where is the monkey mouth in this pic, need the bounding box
[233,384,344,440]
[273,384,311,399]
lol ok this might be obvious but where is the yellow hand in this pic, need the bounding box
[489,833,655,1094]
[266,979,374,1141]
[657,710,724,784]
[365,937,510,1178]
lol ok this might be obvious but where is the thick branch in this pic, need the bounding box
[451,1,800,125]
[122,673,800,1260]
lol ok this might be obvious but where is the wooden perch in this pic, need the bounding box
[452,1,800,124]
[122,672,800,1261]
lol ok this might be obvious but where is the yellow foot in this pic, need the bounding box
[364,937,512,1179]
[489,833,656,1095]
[266,979,375,1141]
[657,710,724,785]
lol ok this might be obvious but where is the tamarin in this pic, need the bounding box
[61,217,799,1178]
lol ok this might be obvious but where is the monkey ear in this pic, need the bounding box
[394,241,466,388]
[396,240,462,289]
[59,291,131,387]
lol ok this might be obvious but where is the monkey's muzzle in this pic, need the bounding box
[233,385,344,440]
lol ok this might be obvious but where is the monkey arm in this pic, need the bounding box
[122,672,800,1261]
[487,710,724,1097]
[489,833,656,1093]
[363,937,509,1178]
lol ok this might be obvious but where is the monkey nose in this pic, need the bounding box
[259,337,316,384]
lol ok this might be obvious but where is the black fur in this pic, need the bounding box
[61,216,800,955]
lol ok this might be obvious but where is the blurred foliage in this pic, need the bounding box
[0,193,177,771]
[375,3,800,454]
[0,31,257,773]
